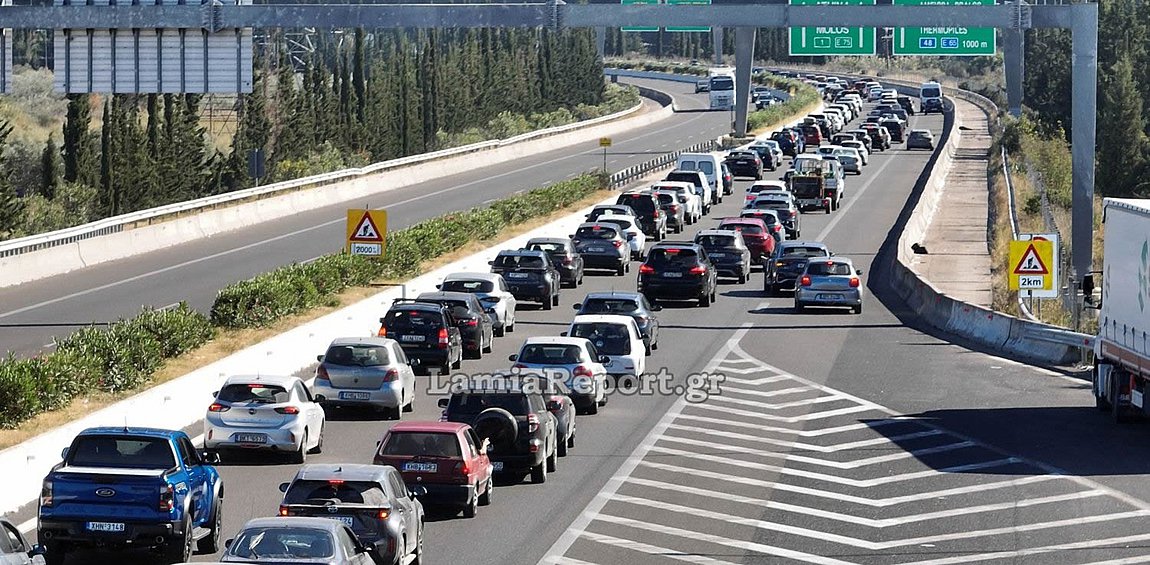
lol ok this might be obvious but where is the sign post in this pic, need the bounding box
[788,0,876,56]
[599,137,612,173]
[1008,237,1055,294]
[346,209,388,257]
[892,0,996,56]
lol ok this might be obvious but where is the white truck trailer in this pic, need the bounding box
[1090,198,1150,421]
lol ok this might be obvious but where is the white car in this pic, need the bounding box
[204,374,325,463]
[750,140,784,167]
[833,147,864,169]
[509,336,609,414]
[439,272,517,335]
[595,214,647,260]
[816,145,843,159]
[868,87,884,101]
[746,180,788,206]
[312,337,419,418]
[651,181,701,224]
[840,139,869,165]
[564,314,646,382]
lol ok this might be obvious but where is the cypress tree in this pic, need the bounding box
[0,119,22,240]
[98,100,118,216]
[40,134,59,200]
[1096,53,1148,197]
[62,94,95,186]
[353,28,367,125]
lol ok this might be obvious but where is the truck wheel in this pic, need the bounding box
[164,514,193,564]
[197,495,223,554]
[1111,373,1128,424]
[1094,366,1112,411]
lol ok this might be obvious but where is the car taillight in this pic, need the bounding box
[208,403,229,413]
[801,276,812,286]
[438,328,449,348]
[528,412,540,433]
[377,326,386,337]
[315,365,330,384]
[613,240,624,248]
[275,406,300,415]
[689,265,706,275]
[159,485,174,512]
[40,480,53,508]
[850,277,860,288]
[378,509,391,520]
[383,368,399,382]
[639,264,654,274]
[574,365,593,378]
[455,461,471,476]
[463,319,478,327]
[279,505,290,516]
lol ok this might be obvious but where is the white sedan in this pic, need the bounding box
[203,375,325,463]
[439,272,517,335]
[840,139,869,165]
[596,214,647,260]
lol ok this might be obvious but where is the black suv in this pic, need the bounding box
[378,301,463,374]
[489,249,562,310]
[615,192,667,241]
[437,381,559,483]
[764,241,832,296]
[724,151,764,180]
[896,95,916,116]
[880,119,906,143]
[414,291,494,360]
[573,291,661,353]
[637,242,719,307]
[524,237,584,288]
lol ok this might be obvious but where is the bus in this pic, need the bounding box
[708,67,736,110]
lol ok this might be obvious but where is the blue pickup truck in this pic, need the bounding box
[37,427,224,565]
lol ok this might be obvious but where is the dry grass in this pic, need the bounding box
[0,189,614,450]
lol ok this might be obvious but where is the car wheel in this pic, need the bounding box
[558,431,569,456]
[291,431,308,464]
[404,393,414,413]
[197,495,223,554]
[507,321,515,333]
[699,292,711,307]
[494,324,505,337]
[440,362,452,375]
[163,513,194,564]
[568,434,576,448]
[711,288,718,302]
[625,262,631,273]
[483,336,493,353]
[616,263,626,276]
[531,460,547,484]
[463,488,478,518]
[547,447,557,472]
[795,302,805,313]
[652,340,659,351]
[765,283,775,296]
[738,273,747,284]
[44,543,69,565]
[542,297,552,311]
[852,304,862,315]
[586,401,599,415]
[311,424,325,453]
[552,294,560,307]
[412,528,424,565]
[479,477,493,506]
[452,355,462,369]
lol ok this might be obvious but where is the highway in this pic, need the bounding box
[0,78,720,357]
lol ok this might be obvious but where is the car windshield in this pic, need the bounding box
[575,226,618,240]
[68,436,176,469]
[647,248,699,267]
[782,246,829,258]
[448,392,529,415]
[696,235,738,248]
[807,262,854,276]
[569,323,631,355]
[380,432,462,457]
[721,224,762,235]
[282,480,387,506]
[493,255,545,269]
[517,344,585,364]
[323,344,390,367]
[217,383,291,403]
[384,309,441,329]
[922,87,941,98]
[226,527,337,560]
[526,242,565,254]
[580,298,640,314]
[440,279,495,293]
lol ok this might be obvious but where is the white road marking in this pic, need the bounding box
[673,414,908,438]
[902,533,1150,565]
[704,390,846,410]
[659,433,976,470]
[664,423,949,454]
[580,531,741,565]
[691,400,876,422]
[814,140,901,243]
[17,517,35,534]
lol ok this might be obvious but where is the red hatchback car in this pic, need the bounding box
[374,421,494,518]
[717,218,776,264]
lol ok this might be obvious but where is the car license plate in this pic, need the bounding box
[402,462,438,472]
[588,247,605,252]
[664,272,683,278]
[709,253,726,258]
[86,522,125,533]
[400,334,425,342]
[507,272,529,279]
[236,433,267,444]
[817,294,843,301]
[339,392,371,401]
[332,516,354,527]
[492,461,504,471]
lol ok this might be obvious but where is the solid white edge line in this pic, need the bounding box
[535,323,754,565]
[17,517,35,534]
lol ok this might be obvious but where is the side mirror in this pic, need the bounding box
[568,234,576,239]
[572,303,582,310]
[559,332,568,337]
[487,260,494,265]
[376,440,382,447]
[225,539,234,550]
[508,354,518,362]
[279,482,290,493]
[28,545,46,557]
[315,355,324,362]
[201,451,221,465]
[438,398,449,408]
[379,317,386,324]
[357,544,373,554]
[60,447,69,460]
[434,283,441,289]
[314,394,326,403]
[599,355,611,364]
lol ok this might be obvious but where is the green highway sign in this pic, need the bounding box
[788,0,876,56]
[892,0,996,56]
[621,0,659,32]
[665,0,710,32]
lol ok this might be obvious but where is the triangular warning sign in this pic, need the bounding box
[1012,244,1049,275]
[349,212,383,243]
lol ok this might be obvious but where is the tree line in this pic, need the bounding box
[0,27,607,241]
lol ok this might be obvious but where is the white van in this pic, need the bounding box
[920,81,944,114]
[675,153,725,204]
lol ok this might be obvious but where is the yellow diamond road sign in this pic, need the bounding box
[346,209,387,256]
[1008,238,1054,291]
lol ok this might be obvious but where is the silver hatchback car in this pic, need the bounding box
[313,337,419,419]
[794,257,864,314]
[203,374,326,463]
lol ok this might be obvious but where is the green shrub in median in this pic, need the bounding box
[0,303,213,429]
[211,173,605,329]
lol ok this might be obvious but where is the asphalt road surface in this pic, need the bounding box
[0,77,723,357]
[15,86,1142,565]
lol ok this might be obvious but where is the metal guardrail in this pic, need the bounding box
[606,140,718,190]
[1021,323,1096,350]
[0,95,648,260]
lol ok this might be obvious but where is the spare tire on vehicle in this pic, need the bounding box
[473,408,518,452]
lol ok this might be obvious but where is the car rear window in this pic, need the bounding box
[569,323,631,355]
[282,480,387,506]
[619,195,656,213]
[666,172,702,187]
[440,279,494,293]
[448,392,530,415]
[227,528,336,560]
[720,223,762,235]
[600,218,634,231]
[526,242,565,254]
[696,234,738,248]
[384,309,442,329]
[647,247,699,266]
[323,344,390,367]
[68,436,176,469]
[808,262,854,276]
[380,432,462,457]
[217,383,291,403]
[742,211,780,225]
[580,298,640,314]
[783,246,829,258]
[518,344,584,364]
[493,255,545,269]
[656,193,675,205]
[575,226,618,240]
